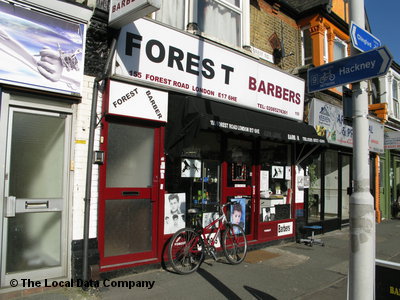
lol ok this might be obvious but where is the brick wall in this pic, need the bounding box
[250,0,301,70]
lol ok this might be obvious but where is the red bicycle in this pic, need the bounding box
[168,202,248,274]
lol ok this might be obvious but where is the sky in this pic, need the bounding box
[364,0,400,64]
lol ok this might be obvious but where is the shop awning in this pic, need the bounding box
[166,94,326,156]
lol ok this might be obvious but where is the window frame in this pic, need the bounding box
[301,26,312,65]
[153,0,248,48]
[393,77,399,119]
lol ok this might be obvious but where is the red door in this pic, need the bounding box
[98,120,162,271]
[221,138,257,242]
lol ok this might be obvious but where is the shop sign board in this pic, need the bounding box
[277,221,293,236]
[113,19,305,121]
[384,131,400,149]
[108,80,168,122]
[350,22,381,53]
[308,46,392,93]
[376,259,400,299]
[109,0,161,28]
[0,1,85,96]
[309,98,384,153]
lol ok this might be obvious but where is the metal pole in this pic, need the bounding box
[82,34,119,284]
[348,1,376,299]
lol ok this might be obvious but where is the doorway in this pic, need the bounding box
[221,138,256,240]
[2,107,71,285]
[306,150,352,231]
[98,121,162,271]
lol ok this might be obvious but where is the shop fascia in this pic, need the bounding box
[111,18,305,122]
[309,98,384,153]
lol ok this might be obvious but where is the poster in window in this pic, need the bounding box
[271,166,284,179]
[181,159,201,178]
[164,193,186,234]
[230,198,246,232]
[260,170,270,198]
[285,166,292,180]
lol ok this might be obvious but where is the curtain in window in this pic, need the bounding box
[155,0,186,30]
[198,0,241,46]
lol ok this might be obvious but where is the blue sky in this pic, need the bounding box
[365,0,400,64]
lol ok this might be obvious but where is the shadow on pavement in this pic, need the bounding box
[244,285,278,300]
[197,268,241,300]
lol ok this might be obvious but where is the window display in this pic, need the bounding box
[260,141,292,222]
[227,139,253,187]
[165,131,221,222]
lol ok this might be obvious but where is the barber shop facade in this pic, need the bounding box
[96,18,326,273]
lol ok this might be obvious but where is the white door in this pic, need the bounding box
[2,107,70,286]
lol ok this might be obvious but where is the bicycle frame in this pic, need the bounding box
[169,202,248,274]
[194,203,231,250]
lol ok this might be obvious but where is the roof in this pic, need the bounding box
[279,0,331,14]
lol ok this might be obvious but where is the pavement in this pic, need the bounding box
[3,218,400,300]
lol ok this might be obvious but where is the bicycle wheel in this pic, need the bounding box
[168,228,204,274]
[222,224,247,264]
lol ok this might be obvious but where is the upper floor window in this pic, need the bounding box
[154,0,246,48]
[393,78,399,119]
[333,37,347,60]
[301,27,312,65]
[154,0,187,30]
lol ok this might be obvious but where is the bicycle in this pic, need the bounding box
[168,202,248,274]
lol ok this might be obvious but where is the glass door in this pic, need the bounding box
[98,122,161,270]
[340,154,352,223]
[2,108,70,285]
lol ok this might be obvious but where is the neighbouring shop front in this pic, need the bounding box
[382,131,400,220]
[307,98,384,231]
[0,1,90,288]
[97,18,326,273]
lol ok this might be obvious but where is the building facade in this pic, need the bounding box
[0,0,391,289]
[0,0,94,288]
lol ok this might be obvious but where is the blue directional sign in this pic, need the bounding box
[308,46,392,93]
[350,22,381,52]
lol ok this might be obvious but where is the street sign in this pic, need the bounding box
[307,46,392,93]
[350,21,381,52]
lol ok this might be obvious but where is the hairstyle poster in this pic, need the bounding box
[230,198,246,231]
[164,193,186,234]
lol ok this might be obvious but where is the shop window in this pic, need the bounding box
[154,0,248,47]
[324,150,339,219]
[307,154,322,222]
[341,155,351,220]
[393,78,399,119]
[165,131,221,225]
[259,141,292,222]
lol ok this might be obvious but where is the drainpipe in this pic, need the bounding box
[82,33,118,284]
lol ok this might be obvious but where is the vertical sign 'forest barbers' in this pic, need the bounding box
[113,19,305,121]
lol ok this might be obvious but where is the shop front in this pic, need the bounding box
[382,131,400,219]
[98,17,326,272]
[307,98,384,231]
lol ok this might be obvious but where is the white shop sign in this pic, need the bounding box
[113,18,305,121]
[108,80,168,122]
[277,221,293,236]
[384,131,400,149]
[109,0,161,28]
